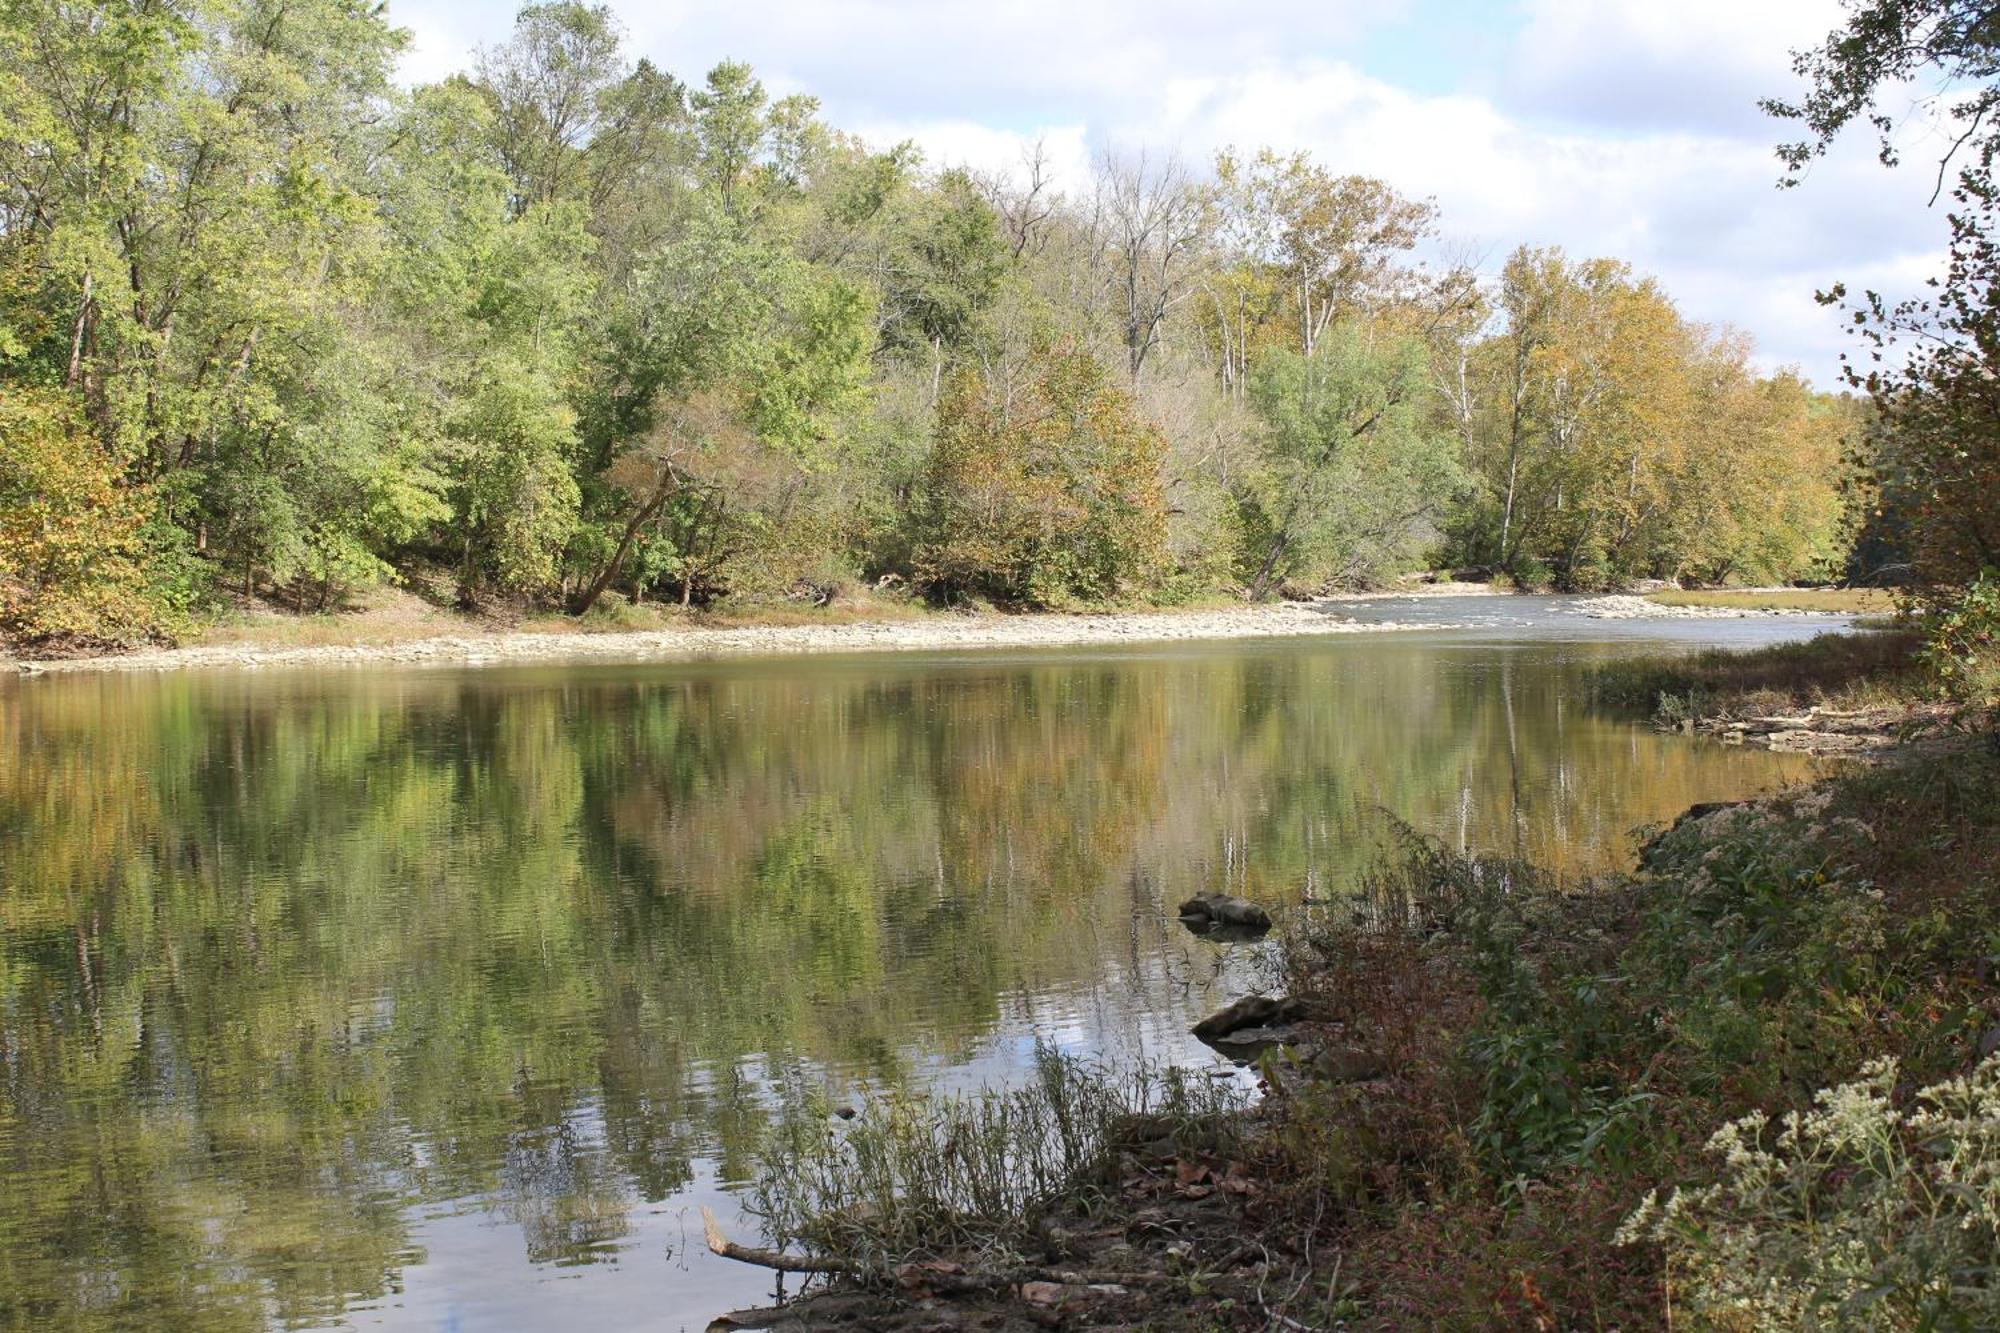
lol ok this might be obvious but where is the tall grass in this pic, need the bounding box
[1589,629,1925,722]
[743,1043,1246,1276]
[1646,588,1899,613]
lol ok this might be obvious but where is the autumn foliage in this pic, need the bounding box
[0,0,1888,649]
[0,388,177,647]
[915,341,1168,606]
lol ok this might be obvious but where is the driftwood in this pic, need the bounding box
[701,1206,1183,1288]
[702,1207,855,1275]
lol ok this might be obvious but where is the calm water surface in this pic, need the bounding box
[0,603,1842,1330]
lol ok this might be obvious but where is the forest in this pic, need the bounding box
[0,0,1877,649]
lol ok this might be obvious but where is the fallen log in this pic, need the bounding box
[702,1207,855,1275]
[702,1207,1179,1306]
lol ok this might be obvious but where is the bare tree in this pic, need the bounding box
[1096,150,1214,382]
[979,138,1060,262]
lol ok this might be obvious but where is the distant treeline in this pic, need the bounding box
[1,1,1879,646]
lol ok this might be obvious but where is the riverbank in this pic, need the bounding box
[5,599,1459,676]
[1643,587,1898,614]
[706,628,1999,1331]
[713,729,2000,1331]
[8,579,1887,677]
[1581,592,1871,620]
[1586,627,1964,753]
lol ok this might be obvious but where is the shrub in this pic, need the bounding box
[1621,1055,2000,1332]
[1919,569,2000,705]
[0,388,186,648]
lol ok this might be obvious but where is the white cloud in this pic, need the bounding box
[1502,0,1845,137]
[390,0,1952,384]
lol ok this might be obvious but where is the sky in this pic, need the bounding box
[388,0,1957,386]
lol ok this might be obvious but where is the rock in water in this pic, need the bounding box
[1177,893,1273,936]
[1204,1023,1307,1058]
[1192,994,1302,1042]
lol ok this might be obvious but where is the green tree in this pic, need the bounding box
[1241,325,1460,597]
[0,0,433,603]
[1767,0,2000,591]
[569,199,872,613]
[876,168,1011,368]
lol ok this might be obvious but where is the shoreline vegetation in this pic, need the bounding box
[702,629,2000,1331]
[1588,628,1958,755]
[2,4,1886,663]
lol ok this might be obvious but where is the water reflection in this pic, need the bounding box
[0,635,1821,1329]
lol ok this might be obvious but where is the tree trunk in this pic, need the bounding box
[1499,373,1528,571]
[65,272,92,389]
[1247,527,1291,601]
[571,479,675,616]
[1237,293,1248,402]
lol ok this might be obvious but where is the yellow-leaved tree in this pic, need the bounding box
[914,340,1168,606]
[0,387,179,648]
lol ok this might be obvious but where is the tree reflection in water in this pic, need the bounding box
[0,639,1817,1329]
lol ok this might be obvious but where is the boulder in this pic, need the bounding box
[1192,994,1302,1042]
[1204,1023,1307,1059]
[1177,893,1272,937]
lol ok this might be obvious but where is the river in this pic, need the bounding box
[0,600,1845,1329]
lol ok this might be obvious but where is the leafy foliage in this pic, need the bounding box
[1622,1054,2000,1332]
[914,340,1168,606]
[1920,567,2000,703]
[0,387,184,644]
[1441,248,1854,590]
[1769,2,2000,598]
[0,0,1868,649]
[1240,326,1462,592]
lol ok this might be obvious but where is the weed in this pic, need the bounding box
[1589,629,1925,721]
[743,1043,1246,1277]
[1622,1054,2000,1331]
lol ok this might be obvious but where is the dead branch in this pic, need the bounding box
[701,1207,855,1275]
